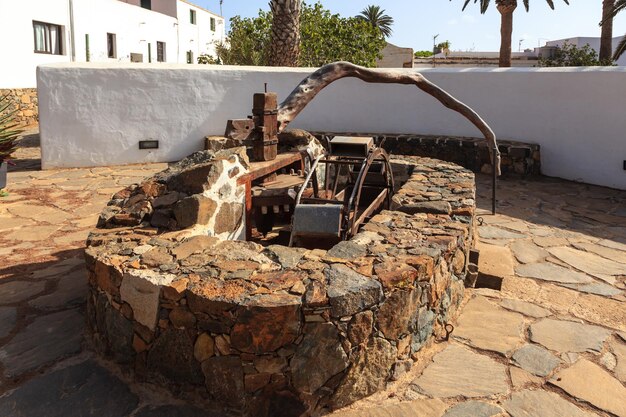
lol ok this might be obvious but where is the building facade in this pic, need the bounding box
[0,0,224,89]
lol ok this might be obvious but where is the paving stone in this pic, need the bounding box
[610,338,626,382]
[573,241,626,264]
[0,216,36,230]
[0,307,17,338]
[510,240,548,264]
[547,246,626,284]
[533,236,569,248]
[4,224,62,242]
[600,352,617,370]
[0,280,47,304]
[515,262,594,284]
[453,296,524,355]
[31,257,83,279]
[550,358,626,417]
[500,298,551,318]
[0,360,138,417]
[8,204,72,224]
[478,226,525,240]
[135,405,223,417]
[332,399,448,417]
[569,293,626,332]
[503,389,599,417]
[509,366,542,388]
[476,242,515,278]
[597,239,626,251]
[0,309,84,377]
[560,281,622,297]
[511,344,560,377]
[443,401,504,417]
[411,344,508,398]
[529,318,611,353]
[29,269,87,309]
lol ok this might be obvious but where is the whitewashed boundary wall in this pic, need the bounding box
[38,63,626,190]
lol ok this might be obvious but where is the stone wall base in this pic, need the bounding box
[380,135,541,177]
[0,88,38,127]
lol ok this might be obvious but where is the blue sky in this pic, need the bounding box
[198,1,626,53]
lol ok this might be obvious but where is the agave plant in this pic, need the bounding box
[0,95,22,164]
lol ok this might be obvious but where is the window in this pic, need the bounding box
[33,21,63,55]
[107,33,116,58]
[210,17,216,32]
[140,0,151,10]
[157,41,166,62]
[190,9,196,24]
[186,50,194,64]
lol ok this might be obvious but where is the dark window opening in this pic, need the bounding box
[190,9,196,24]
[157,41,166,62]
[186,50,194,64]
[140,0,151,10]
[33,21,63,55]
[107,33,116,58]
[210,17,216,32]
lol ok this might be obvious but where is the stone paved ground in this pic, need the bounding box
[1,131,625,417]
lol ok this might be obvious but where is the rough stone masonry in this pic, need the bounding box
[85,135,477,416]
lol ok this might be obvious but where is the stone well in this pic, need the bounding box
[85,137,477,416]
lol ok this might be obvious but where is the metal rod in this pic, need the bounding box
[492,147,497,215]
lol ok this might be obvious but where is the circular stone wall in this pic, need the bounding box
[85,146,477,416]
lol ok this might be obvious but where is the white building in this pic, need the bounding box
[0,0,225,89]
[542,36,626,66]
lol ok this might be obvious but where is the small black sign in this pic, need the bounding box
[139,140,159,150]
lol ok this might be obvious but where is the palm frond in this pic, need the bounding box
[524,0,531,11]
[357,5,394,37]
[613,33,626,60]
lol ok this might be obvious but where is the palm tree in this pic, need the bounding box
[268,0,301,67]
[603,0,626,59]
[457,0,569,67]
[599,0,615,62]
[357,5,394,38]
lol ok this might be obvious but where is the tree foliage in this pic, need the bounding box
[356,5,394,38]
[414,50,434,58]
[212,2,386,67]
[300,3,386,67]
[539,42,613,66]
[215,12,272,66]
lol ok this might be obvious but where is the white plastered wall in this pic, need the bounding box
[37,63,626,190]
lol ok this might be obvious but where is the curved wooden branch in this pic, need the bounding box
[277,61,501,174]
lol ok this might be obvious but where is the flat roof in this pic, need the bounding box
[178,0,223,18]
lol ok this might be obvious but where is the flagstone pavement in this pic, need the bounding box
[0,130,625,417]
